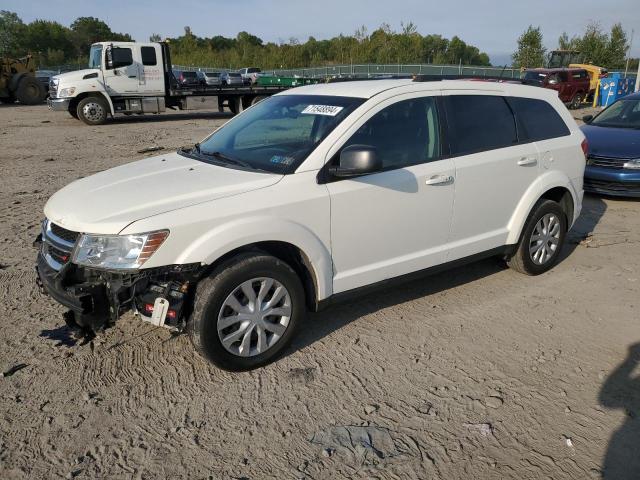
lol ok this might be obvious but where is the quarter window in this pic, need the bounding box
[444,95,517,155]
[341,97,441,171]
[141,46,157,66]
[508,97,570,141]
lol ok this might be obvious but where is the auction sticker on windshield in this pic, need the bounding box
[301,105,344,116]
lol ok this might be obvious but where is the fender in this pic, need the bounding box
[74,90,115,115]
[175,216,333,300]
[506,170,578,245]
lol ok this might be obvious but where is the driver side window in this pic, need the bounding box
[341,96,440,172]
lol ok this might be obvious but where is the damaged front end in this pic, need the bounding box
[34,220,201,335]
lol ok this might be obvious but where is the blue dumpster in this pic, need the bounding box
[599,73,637,107]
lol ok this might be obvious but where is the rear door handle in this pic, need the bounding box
[425,174,454,185]
[517,156,538,166]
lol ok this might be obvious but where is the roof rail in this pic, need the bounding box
[412,74,524,83]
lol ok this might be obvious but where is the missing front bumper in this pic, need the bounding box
[35,251,200,334]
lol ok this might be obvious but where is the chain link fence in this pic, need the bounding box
[43,62,637,80]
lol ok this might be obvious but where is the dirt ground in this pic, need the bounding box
[1,103,639,480]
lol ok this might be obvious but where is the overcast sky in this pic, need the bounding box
[5,0,640,65]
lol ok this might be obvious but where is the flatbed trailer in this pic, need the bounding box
[48,41,295,124]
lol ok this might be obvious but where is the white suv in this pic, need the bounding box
[36,79,585,370]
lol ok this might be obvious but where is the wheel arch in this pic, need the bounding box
[69,91,114,116]
[507,173,577,245]
[159,217,333,308]
[199,240,322,311]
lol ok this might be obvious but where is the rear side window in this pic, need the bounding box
[444,95,517,155]
[141,46,157,66]
[509,97,570,141]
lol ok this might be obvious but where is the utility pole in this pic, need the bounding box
[624,29,634,77]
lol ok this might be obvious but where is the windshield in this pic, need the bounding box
[592,98,640,129]
[188,94,364,173]
[523,71,546,85]
[88,45,102,69]
[206,72,220,78]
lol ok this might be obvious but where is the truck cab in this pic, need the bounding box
[48,41,169,123]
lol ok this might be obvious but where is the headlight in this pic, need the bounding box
[623,159,640,170]
[72,230,169,270]
[58,87,76,97]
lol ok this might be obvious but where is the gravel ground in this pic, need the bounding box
[1,103,639,480]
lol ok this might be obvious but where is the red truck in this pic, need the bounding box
[522,68,590,109]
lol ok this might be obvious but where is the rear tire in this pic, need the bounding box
[506,199,567,275]
[569,92,583,110]
[188,253,305,371]
[76,95,108,125]
[16,76,45,105]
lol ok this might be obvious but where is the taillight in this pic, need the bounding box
[581,138,589,158]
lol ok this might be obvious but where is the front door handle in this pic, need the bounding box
[517,156,538,166]
[425,174,454,185]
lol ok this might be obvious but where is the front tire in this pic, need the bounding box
[506,199,567,275]
[16,76,46,105]
[76,95,108,125]
[189,253,305,371]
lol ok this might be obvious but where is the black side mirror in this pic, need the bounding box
[582,114,593,123]
[330,145,382,178]
[105,46,113,70]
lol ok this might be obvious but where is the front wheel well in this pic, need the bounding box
[199,241,319,311]
[540,187,574,227]
[69,92,111,115]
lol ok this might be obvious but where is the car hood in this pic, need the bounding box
[581,124,640,159]
[53,68,101,84]
[44,152,282,234]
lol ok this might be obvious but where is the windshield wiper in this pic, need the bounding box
[206,151,254,169]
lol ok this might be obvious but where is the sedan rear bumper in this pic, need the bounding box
[584,166,640,197]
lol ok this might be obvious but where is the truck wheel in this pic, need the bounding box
[569,93,583,110]
[76,96,108,125]
[189,252,305,371]
[16,76,45,105]
[506,199,567,275]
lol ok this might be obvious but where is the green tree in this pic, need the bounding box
[0,10,25,56]
[149,33,162,42]
[606,23,628,69]
[512,25,546,68]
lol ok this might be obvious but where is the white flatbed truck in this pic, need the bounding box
[48,41,292,125]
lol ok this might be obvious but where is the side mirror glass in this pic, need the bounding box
[330,145,382,178]
[105,46,113,70]
[582,114,593,123]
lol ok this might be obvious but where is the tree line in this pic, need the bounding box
[0,11,490,68]
[164,23,491,68]
[512,22,638,71]
[1,10,636,71]
[0,11,132,66]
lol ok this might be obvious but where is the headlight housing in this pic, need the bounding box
[623,159,640,170]
[72,230,169,270]
[58,87,76,97]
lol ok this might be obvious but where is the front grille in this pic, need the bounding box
[584,178,640,194]
[49,79,58,98]
[50,223,79,243]
[587,155,627,169]
[48,244,71,264]
[42,219,78,270]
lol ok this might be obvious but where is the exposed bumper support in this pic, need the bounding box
[47,97,71,111]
